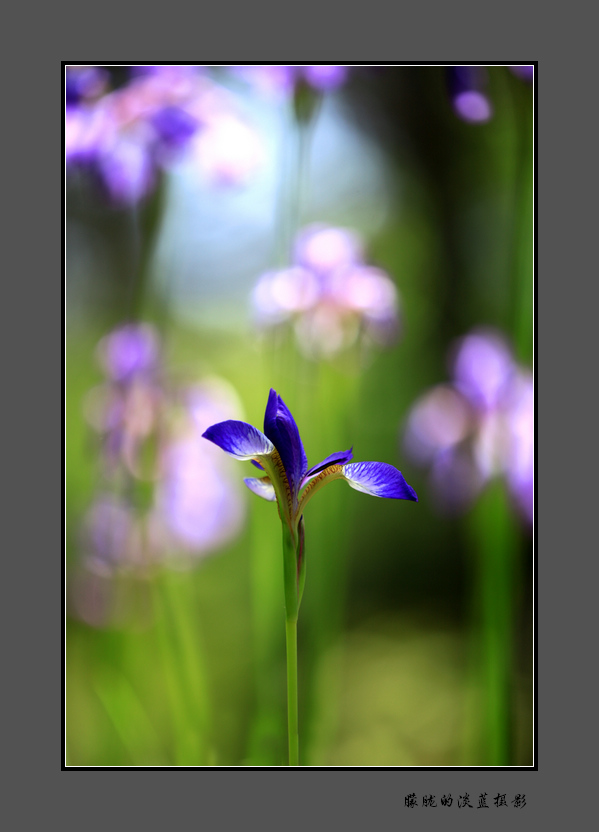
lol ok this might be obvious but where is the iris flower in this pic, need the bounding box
[204,388,417,593]
[203,388,417,765]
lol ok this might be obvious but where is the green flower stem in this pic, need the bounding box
[285,616,299,767]
[282,524,299,623]
[282,522,300,765]
[246,502,286,764]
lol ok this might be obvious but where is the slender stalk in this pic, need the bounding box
[285,616,299,766]
[127,174,166,322]
[281,522,300,765]
[152,570,210,765]
[246,501,287,764]
[469,482,517,765]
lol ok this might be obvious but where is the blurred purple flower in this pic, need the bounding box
[504,371,534,522]
[65,65,263,204]
[252,224,400,358]
[150,105,199,152]
[230,65,349,96]
[70,493,146,627]
[65,65,109,105]
[97,133,157,204]
[404,328,534,523]
[191,112,265,185]
[97,322,160,381]
[451,329,515,411]
[302,65,348,90]
[82,494,144,573]
[446,66,493,123]
[76,331,248,631]
[150,379,246,558]
[129,65,206,81]
[509,65,534,84]
[65,103,109,165]
[84,323,164,479]
[83,334,248,566]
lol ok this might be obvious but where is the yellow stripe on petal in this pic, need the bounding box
[296,464,345,518]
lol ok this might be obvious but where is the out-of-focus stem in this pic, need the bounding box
[469,482,517,765]
[127,173,167,322]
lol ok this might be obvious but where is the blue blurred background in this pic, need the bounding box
[65,64,534,766]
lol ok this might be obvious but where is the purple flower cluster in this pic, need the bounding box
[230,65,349,97]
[252,224,400,358]
[403,328,533,523]
[65,65,263,204]
[82,324,246,577]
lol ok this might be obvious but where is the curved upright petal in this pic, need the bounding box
[263,389,308,499]
[202,420,274,460]
[244,477,277,501]
[304,447,354,481]
[342,461,418,501]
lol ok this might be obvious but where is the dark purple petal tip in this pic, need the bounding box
[305,447,354,478]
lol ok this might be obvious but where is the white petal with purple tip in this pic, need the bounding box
[244,477,277,501]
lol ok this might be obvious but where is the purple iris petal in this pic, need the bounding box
[505,373,534,524]
[244,477,277,501]
[98,323,160,381]
[65,104,109,165]
[452,330,515,411]
[263,389,308,498]
[66,66,109,105]
[510,65,534,84]
[251,267,320,326]
[98,137,155,205]
[157,432,245,554]
[305,447,354,478]
[452,91,492,123]
[447,66,493,123]
[342,461,418,501]
[203,419,274,460]
[302,65,348,91]
[403,384,472,465]
[294,224,362,275]
[151,105,199,153]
